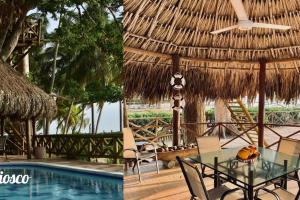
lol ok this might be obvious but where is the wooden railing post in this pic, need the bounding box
[25,120,32,159]
[123,98,129,128]
[258,60,266,147]
[172,54,181,146]
[32,118,36,150]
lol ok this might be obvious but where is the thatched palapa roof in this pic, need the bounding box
[0,62,56,120]
[123,0,300,103]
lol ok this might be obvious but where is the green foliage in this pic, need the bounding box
[128,112,172,126]
[28,0,123,133]
[86,83,123,103]
[128,106,300,126]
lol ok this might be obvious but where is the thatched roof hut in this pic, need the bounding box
[0,61,56,120]
[123,0,300,103]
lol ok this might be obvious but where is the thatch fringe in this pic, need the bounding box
[124,60,300,103]
[0,62,57,120]
[123,0,300,102]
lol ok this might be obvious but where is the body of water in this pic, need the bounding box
[0,165,123,200]
[42,102,121,134]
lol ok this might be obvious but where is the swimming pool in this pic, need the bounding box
[0,163,123,200]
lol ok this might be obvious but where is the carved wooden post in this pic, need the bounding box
[258,60,266,147]
[172,54,180,146]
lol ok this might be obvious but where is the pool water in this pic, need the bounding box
[0,165,123,200]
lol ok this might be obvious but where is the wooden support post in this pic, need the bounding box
[45,118,49,135]
[0,119,4,136]
[32,119,36,150]
[172,54,180,146]
[25,120,32,159]
[123,98,129,128]
[258,60,266,147]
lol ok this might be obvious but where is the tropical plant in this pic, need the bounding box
[0,0,123,134]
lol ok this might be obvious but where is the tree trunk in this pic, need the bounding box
[214,99,231,138]
[184,98,206,144]
[0,12,26,61]
[56,119,64,134]
[63,101,74,134]
[16,47,30,75]
[78,105,86,133]
[91,103,95,134]
[0,1,14,51]
[50,42,59,92]
[0,1,36,61]
[95,102,104,133]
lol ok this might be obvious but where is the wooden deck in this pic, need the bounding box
[124,164,299,200]
[125,126,300,200]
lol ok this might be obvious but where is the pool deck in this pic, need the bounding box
[0,156,123,174]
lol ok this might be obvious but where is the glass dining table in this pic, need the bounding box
[189,147,300,200]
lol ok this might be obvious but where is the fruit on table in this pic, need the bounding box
[248,145,257,154]
[237,148,252,160]
[237,145,259,160]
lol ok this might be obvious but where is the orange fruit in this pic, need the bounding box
[237,149,251,160]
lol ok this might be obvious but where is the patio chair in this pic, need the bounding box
[255,181,300,200]
[0,135,8,159]
[196,136,221,179]
[277,137,300,157]
[275,137,300,188]
[176,156,245,200]
[123,128,159,182]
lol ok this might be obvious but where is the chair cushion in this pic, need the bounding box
[196,136,221,154]
[123,128,138,158]
[207,185,244,200]
[258,188,296,200]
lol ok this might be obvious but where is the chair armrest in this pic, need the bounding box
[254,187,280,200]
[220,188,245,200]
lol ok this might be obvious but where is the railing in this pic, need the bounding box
[264,123,300,148]
[18,18,42,47]
[263,111,300,124]
[129,117,172,144]
[181,122,258,148]
[34,133,123,163]
[129,116,300,150]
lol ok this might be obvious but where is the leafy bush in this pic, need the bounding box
[128,106,300,126]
